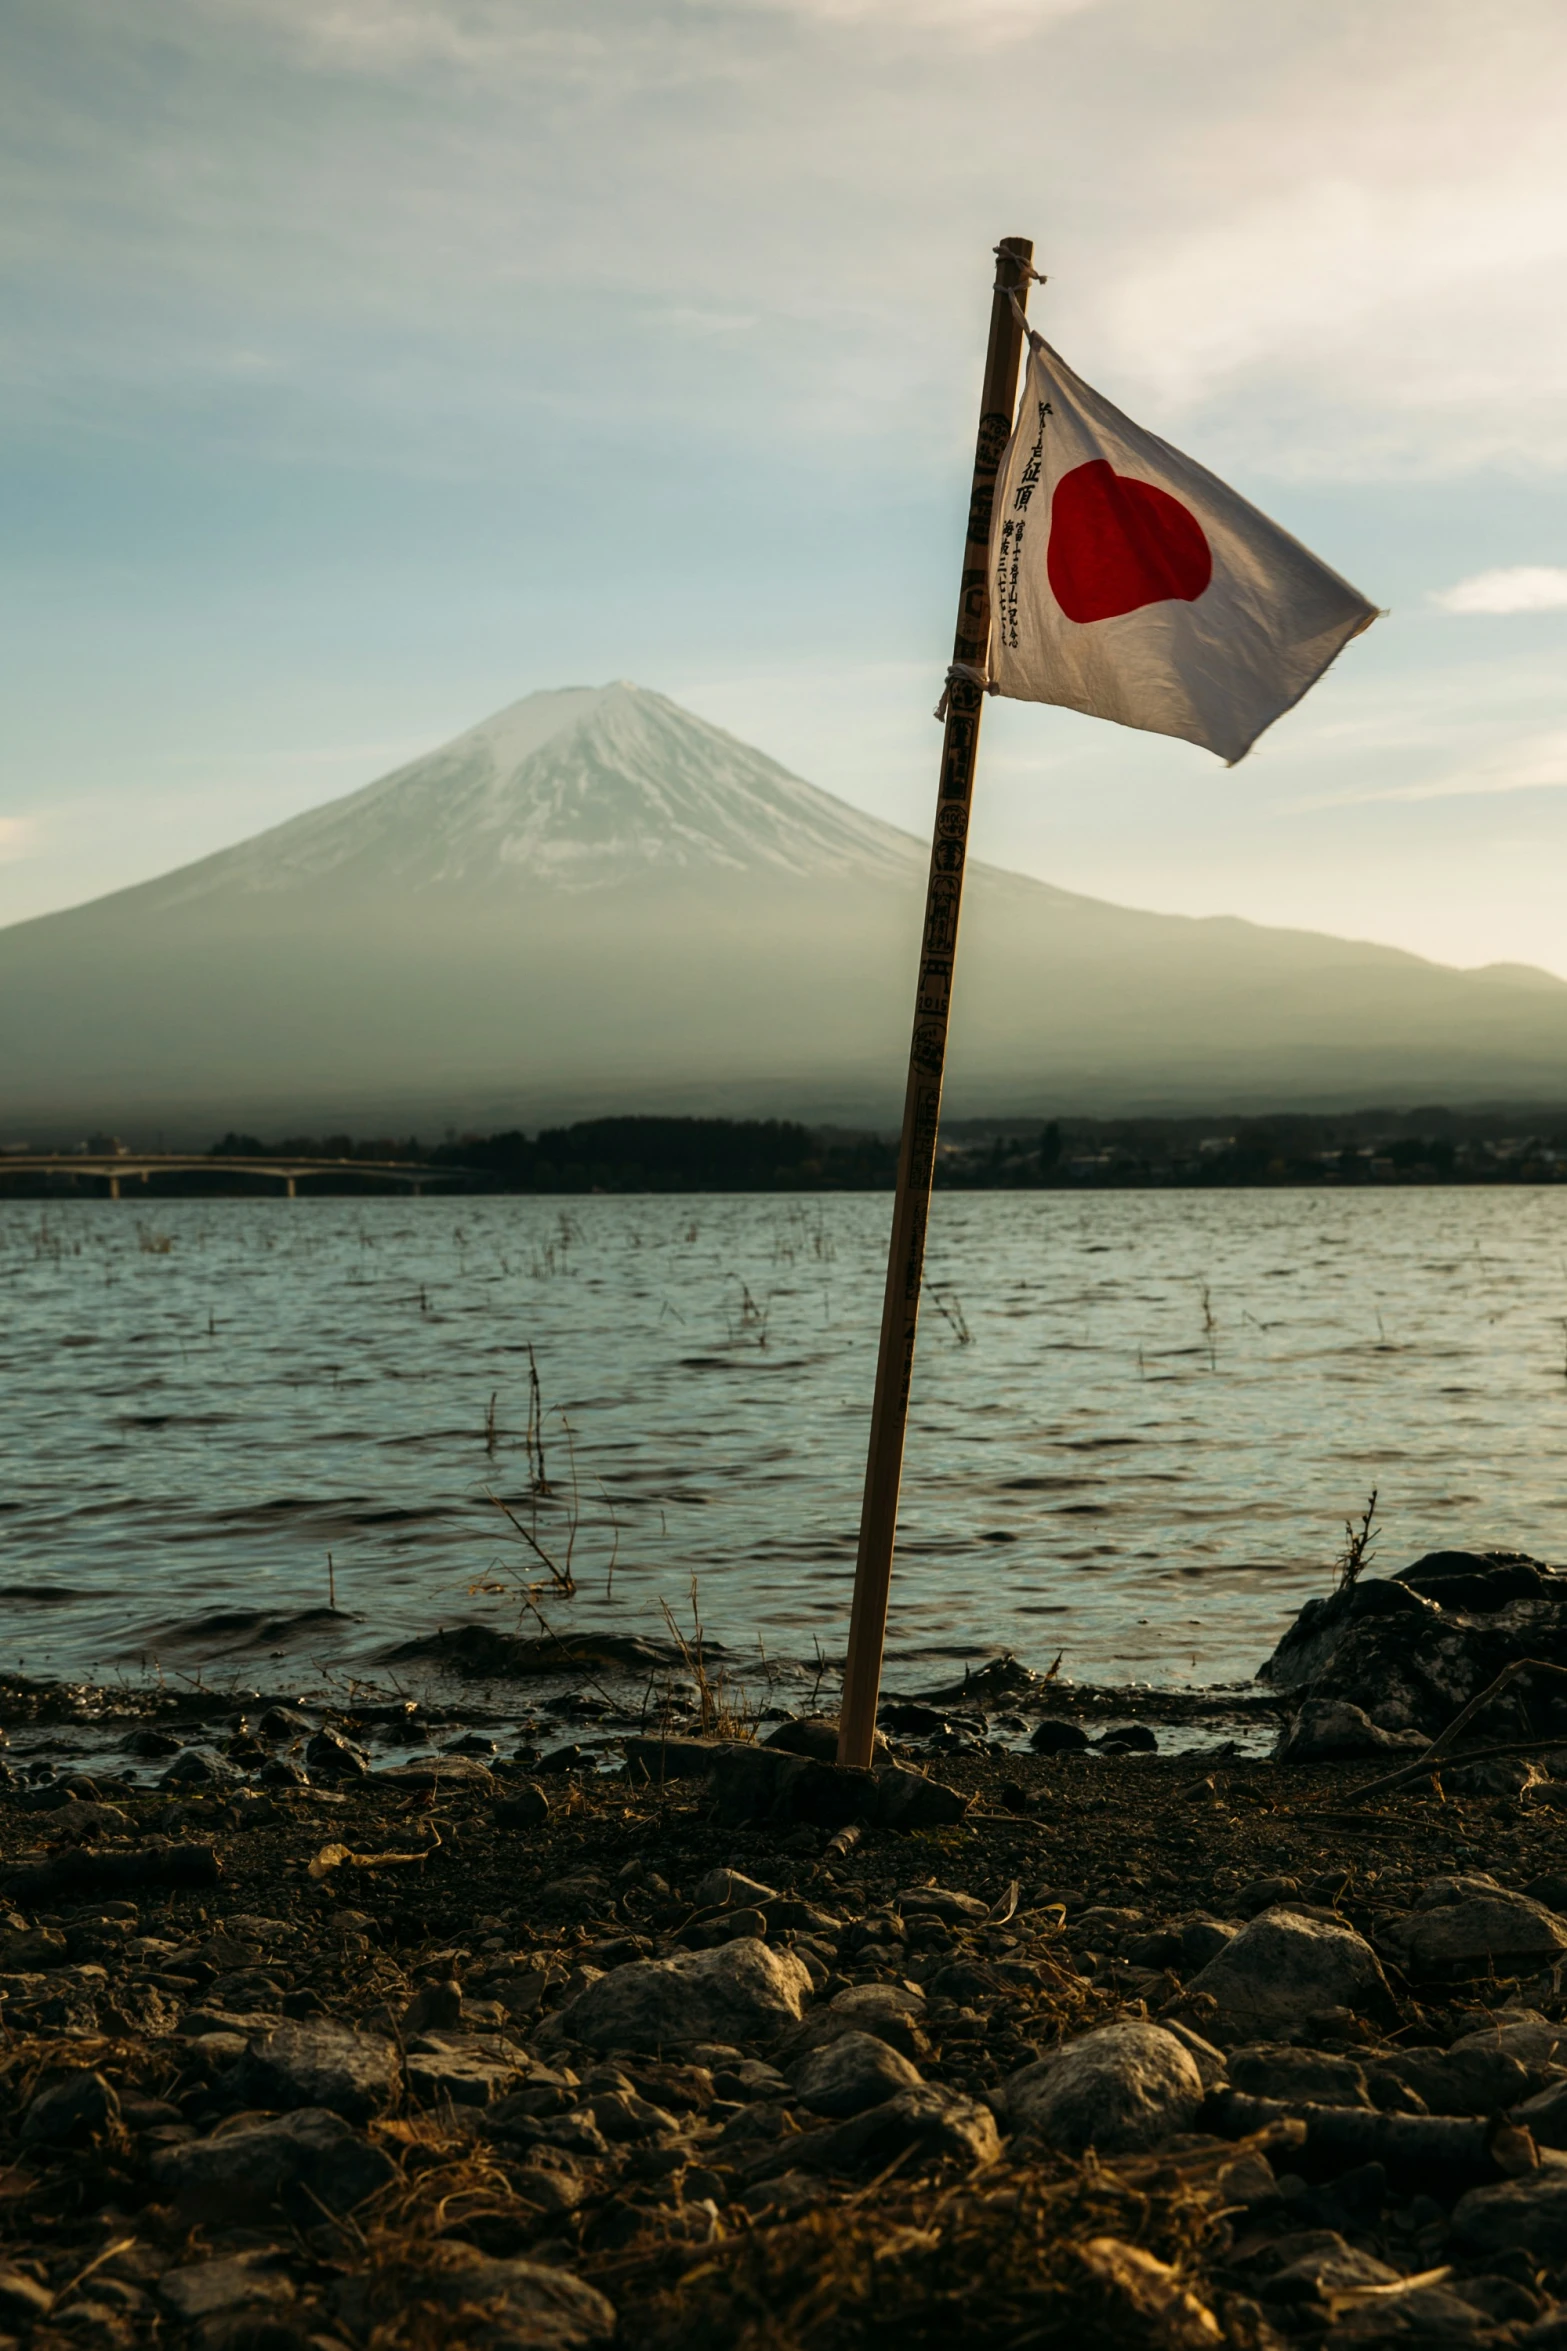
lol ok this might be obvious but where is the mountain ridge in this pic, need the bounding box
[3,681,1565,1139]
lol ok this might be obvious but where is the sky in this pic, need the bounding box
[2,0,1566,972]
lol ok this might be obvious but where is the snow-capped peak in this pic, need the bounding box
[131,683,927,907]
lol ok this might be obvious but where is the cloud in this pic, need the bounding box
[0,818,37,864]
[1295,728,1567,812]
[1432,567,1567,615]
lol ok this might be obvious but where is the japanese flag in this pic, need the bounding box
[989,336,1378,764]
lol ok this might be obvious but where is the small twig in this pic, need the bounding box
[1336,1488,1379,1592]
[485,1486,575,1596]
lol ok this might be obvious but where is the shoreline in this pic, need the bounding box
[5,1680,1567,2345]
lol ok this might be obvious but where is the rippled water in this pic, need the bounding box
[6,1189,1567,1697]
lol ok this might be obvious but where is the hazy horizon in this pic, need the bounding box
[2,1,1565,977]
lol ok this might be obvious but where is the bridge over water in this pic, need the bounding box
[0,1154,470,1198]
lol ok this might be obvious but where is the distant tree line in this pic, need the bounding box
[6,1107,1567,1195]
[193,1109,1567,1190]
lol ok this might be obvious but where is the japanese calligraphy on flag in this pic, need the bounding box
[989,336,1378,764]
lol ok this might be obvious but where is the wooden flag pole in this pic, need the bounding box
[836,236,1035,1772]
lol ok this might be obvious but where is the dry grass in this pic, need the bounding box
[657,1576,757,1742]
[1334,1487,1380,1592]
[592,2142,1264,2351]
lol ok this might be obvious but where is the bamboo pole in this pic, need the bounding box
[836,236,1035,1771]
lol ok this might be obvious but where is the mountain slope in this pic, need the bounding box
[100,682,929,908]
[3,682,1565,1138]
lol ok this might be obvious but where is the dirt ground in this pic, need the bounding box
[3,1688,1567,2351]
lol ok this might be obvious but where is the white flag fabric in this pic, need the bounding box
[989,336,1377,764]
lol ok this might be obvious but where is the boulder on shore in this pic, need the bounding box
[1258,1549,1567,1740]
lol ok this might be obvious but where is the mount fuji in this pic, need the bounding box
[4,681,1566,1138]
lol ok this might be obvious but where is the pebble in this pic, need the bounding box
[1451,2170,1567,2259]
[157,2253,297,2323]
[236,2016,400,2120]
[791,2029,923,2117]
[820,2083,1001,2171]
[15,1614,1567,2348]
[405,2039,525,2108]
[151,2106,397,2223]
[1227,2044,1372,2107]
[1029,1719,1090,1754]
[304,1726,370,1778]
[494,1782,551,1829]
[19,2066,119,2143]
[334,2248,615,2349]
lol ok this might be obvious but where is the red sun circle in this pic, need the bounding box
[1046,459,1213,624]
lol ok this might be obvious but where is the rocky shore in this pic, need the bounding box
[8,1549,1567,2347]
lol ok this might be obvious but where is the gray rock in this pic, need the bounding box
[899,1885,990,1925]
[1180,1916,1238,1968]
[1006,2023,1204,2155]
[160,1747,238,1788]
[1236,1876,1300,1915]
[1377,2044,1533,2117]
[763,1715,888,1762]
[151,2107,397,2223]
[1184,1906,1394,2037]
[304,1726,369,1778]
[158,2254,297,2323]
[1378,1891,1567,1982]
[336,2249,614,2351]
[1450,2011,1566,2076]
[406,2040,524,2108]
[258,1705,312,1739]
[20,2067,119,2143]
[575,2087,679,2143]
[1029,1718,1090,1754]
[402,1980,464,2035]
[1228,2044,1372,2107]
[237,2017,399,2120]
[565,1936,811,2051]
[1275,1699,1429,1764]
[621,1734,735,1784]
[819,2084,1000,2171]
[494,1783,550,1830]
[791,2030,923,2117]
[1452,2170,1567,2259]
[1327,2285,1499,2341]
[802,1982,929,2059]
[1264,2239,1401,2300]
[1258,1552,1545,1694]
[1446,1757,1543,1797]
[1509,2080,1567,2147]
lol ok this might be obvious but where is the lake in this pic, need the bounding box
[5,1188,1567,1699]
